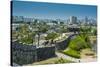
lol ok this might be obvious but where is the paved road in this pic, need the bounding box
[55,52,80,63]
[55,51,97,63]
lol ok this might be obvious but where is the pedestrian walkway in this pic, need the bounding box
[55,52,80,63]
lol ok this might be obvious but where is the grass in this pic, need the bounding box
[63,49,80,58]
[63,34,92,58]
[54,58,74,64]
[27,57,74,65]
[69,35,90,51]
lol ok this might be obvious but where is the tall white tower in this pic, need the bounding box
[70,16,77,24]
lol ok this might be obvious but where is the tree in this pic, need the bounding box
[17,24,36,44]
[60,22,64,25]
[52,21,58,24]
[45,33,59,41]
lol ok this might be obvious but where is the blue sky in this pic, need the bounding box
[12,1,97,20]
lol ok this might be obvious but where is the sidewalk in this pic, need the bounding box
[55,52,80,63]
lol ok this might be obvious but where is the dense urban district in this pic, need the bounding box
[12,16,97,66]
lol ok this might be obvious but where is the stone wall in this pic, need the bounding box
[11,41,55,65]
[37,47,55,61]
[55,37,70,50]
[55,34,77,50]
[11,34,76,65]
[12,42,36,65]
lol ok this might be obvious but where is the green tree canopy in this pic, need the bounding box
[45,33,59,40]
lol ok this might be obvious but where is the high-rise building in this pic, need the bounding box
[23,17,34,22]
[12,16,24,22]
[12,16,35,23]
[70,16,77,24]
[84,16,88,23]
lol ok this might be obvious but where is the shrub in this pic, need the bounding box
[45,33,59,40]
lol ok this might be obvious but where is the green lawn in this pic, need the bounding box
[26,57,74,65]
[63,49,80,58]
[63,34,92,58]
[54,58,74,64]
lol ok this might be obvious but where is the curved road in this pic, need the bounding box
[55,52,80,63]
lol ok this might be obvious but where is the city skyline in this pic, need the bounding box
[12,1,97,20]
